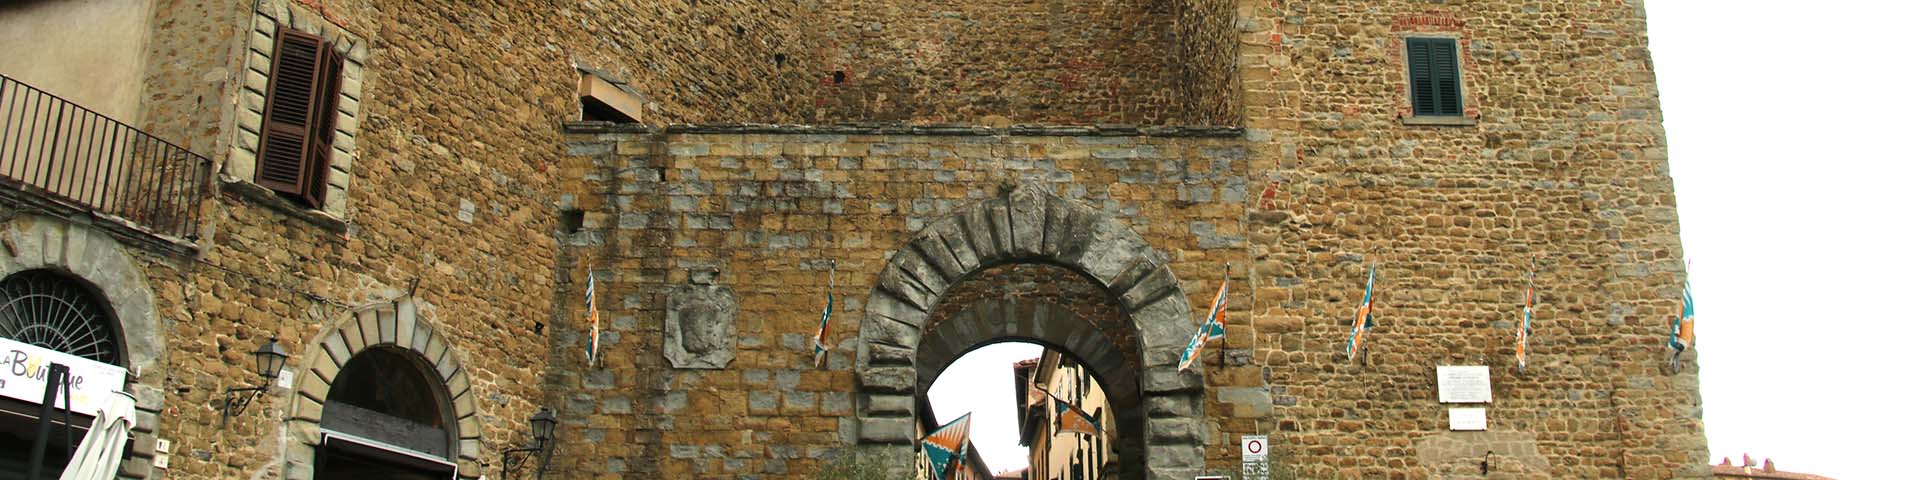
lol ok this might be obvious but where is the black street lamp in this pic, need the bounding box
[502,408,558,479]
[222,336,289,426]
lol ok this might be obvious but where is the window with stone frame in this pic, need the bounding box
[256,25,342,208]
[228,1,366,220]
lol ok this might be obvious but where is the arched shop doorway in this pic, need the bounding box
[0,269,126,479]
[315,347,459,479]
[855,184,1209,479]
[284,299,483,479]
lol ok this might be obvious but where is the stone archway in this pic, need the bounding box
[855,184,1206,479]
[281,298,483,480]
[0,215,160,371]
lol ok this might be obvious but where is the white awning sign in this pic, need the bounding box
[0,336,128,414]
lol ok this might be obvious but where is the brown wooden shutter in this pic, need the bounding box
[302,45,345,207]
[257,26,326,203]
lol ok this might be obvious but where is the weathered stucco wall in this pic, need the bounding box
[0,0,154,122]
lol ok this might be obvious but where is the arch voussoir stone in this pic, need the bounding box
[959,199,1011,263]
[875,269,932,312]
[1007,185,1047,256]
[890,250,950,299]
[1134,294,1197,367]
[928,218,982,272]
[909,234,965,281]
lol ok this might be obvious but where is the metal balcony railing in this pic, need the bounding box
[0,74,212,243]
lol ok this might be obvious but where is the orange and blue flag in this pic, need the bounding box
[922,413,972,480]
[812,291,834,358]
[1668,279,1694,354]
[1051,392,1102,436]
[1177,270,1231,371]
[1517,267,1535,371]
[1345,266,1376,361]
[812,262,837,368]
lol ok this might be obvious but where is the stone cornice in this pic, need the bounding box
[562,121,1244,138]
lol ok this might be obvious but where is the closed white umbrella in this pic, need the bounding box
[57,391,136,480]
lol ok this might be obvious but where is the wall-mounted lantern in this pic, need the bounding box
[221,336,288,426]
[502,407,558,479]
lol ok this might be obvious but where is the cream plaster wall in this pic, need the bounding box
[0,0,154,123]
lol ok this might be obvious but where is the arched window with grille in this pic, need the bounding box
[0,268,126,478]
[0,269,123,366]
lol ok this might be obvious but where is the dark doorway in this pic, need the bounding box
[316,347,457,478]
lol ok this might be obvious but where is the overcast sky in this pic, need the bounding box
[931,1,1920,477]
[1649,1,1919,478]
[928,342,1044,474]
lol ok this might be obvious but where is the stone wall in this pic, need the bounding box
[1169,0,1240,126]
[0,0,1705,477]
[548,0,1704,477]
[114,0,625,477]
[1229,1,1705,478]
[808,0,1210,126]
[552,124,1250,477]
[137,0,250,158]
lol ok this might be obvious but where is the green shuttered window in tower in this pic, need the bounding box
[258,25,344,208]
[1406,37,1463,117]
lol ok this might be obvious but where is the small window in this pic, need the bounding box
[559,208,585,234]
[1406,37,1463,117]
[258,25,344,208]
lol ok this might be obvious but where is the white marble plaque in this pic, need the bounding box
[1449,407,1488,431]
[1436,365,1492,403]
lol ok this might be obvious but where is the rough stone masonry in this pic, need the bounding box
[6,0,1703,479]
[547,0,1703,478]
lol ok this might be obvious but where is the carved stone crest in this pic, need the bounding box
[664,284,736,369]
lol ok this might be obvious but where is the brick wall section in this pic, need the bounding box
[1231,1,1704,478]
[554,124,1249,477]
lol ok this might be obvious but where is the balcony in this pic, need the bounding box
[0,74,212,253]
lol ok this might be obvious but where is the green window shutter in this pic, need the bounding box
[1407,37,1464,117]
